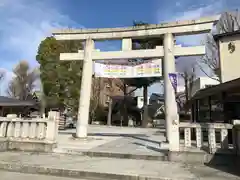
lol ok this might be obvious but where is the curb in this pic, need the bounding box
[0,162,193,180]
[54,148,169,161]
[82,151,169,161]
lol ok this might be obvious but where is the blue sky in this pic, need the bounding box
[0,0,239,95]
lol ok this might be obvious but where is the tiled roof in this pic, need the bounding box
[0,96,36,106]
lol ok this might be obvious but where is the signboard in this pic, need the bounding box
[168,73,178,92]
[94,59,162,78]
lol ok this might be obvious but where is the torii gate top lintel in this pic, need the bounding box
[52,15,219,41]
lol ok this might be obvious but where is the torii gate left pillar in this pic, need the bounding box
[75,38,94,138]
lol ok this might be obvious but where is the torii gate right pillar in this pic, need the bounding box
[163,33,179,151]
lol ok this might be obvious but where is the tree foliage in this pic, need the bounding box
[36,37,83,112]
[7,61,39,100]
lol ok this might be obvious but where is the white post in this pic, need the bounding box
[76,38,94,138]
[46,111,59,141]
[233,120,240,155]
[122,38,132,50]
[163,33,179,151]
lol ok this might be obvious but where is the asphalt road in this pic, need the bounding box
[0,171,88,180]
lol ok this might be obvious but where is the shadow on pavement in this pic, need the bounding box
[133,142,168,153]
[59,131,148,137]
[204,134,240,177]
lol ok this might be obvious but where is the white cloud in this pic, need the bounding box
[158,1,224,46]
[0,68,14,80]
[175,2,181,7]
[0,68,15,95]
[170,2,223,21]
[0,0,83,95]
[0,1,83,66]
[0,0,8,7]
[170,2,224,78]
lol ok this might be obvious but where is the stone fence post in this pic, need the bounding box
[233,120,240,155]
[46,111,60,142]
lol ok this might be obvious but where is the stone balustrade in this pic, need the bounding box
[0,111,59,152]
[179,122,233,154]
[0,118,48,140]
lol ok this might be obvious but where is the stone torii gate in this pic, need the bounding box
[52,15,218,151]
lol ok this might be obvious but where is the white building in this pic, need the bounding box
[190,77,220,97]
[136,96,150,109]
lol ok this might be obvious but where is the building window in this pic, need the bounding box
[105,83,110,88]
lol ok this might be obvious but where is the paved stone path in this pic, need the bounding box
[0,152,239,180]
[55,125,237,163]
[89,135,167,155]
[0,171,88,180]
[56,125,168,156]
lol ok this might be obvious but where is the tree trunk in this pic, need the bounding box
[41,93,46,117]
[184,77,189,113]
[142,85,149,128]
[123,84,128,126]
[107,98,112,126]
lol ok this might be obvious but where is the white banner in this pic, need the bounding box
[94,59,162,78]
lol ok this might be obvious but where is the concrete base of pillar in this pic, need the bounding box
[71,134,88,140]
[71,134,90,141]
[168,115,180,151]
[75,125,88,138]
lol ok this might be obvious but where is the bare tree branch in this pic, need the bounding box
[0,71,5,82]
[233,9,240,28]
[176,66,196,112]
[217,10,240,33]
[217,12,235,33]
[89,76,102,123]
[196,61,220,82]
[200,10,240,79]
[7,80,18,98]
[7,61,39,100]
